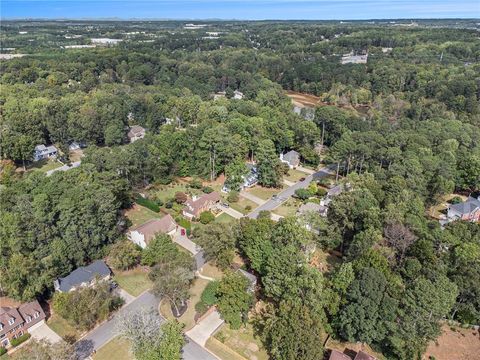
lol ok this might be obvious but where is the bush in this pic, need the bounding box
[449,196,463,204]
[195,301,209,315]
[258,210,271,220]
[316,187,327,197]
[108,240,141,270]
[154,198,164,207]
[135,195,160,212]
[11,333,31,347]
[245,205,252,212]
[189,178,202,189]
[175,192,188,204]
[199,211,215,224]
[294,188,311,200]
[201,281,219,306]
[0,347,6,356]
[227,191,239,203]
[202,186,214,194]
[165,201,173,209]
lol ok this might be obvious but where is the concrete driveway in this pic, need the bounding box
[218,205,244,219]
[185,310,224,347]
[173,228,201,255]
[29,322,62,344]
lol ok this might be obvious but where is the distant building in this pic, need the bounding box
[328,350,377,360]
[33,144,58,162]
[0,300,46,348]
[183,192,221,219]
[341,52,368,64]
[91,38,123,45]
[237,269,257,293]
[127,125,146,143]
[447,196,480,223]
[297,202,328,217]
[222,164,258,192]
[68,141,86,151]
[233,90,244,100]
[128,215,177,249]
[280,150,300,169]
[213,91,226,100]
[54,260,111,293]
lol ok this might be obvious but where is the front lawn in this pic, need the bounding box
[125,204,161,228]
[47,313,81,340]
[215,213,236,224]
[114,268,152,297]
[200,262,224,280]
[272,198,303,217]
[230,197,258,215]
[160,277,210,331]
[28,159,62,173]
[284,168,308,183]
[246,185,284,201]
[205,337,246,360]
[94,336,133,360]
[213,323,269,360]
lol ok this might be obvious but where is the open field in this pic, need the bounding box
[114,268,152,297]
[160,277,210,331]
[124,204,161,228]
[213,323,268,360]
[94,336,133,360]
[47,312,81,340]
[423,324,480,360]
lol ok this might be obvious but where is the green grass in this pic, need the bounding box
[47,313,81,340]
[215,213,236,224]
[206,337,246,360]
[230,197,258,215]
[213,323,269,360]
[154,183,202,203]
[272,198,303,217]
[114,269,152,296]
[246,185,285,201]
[28,159,62,173]
[125,205,161,228]
[284,169,308,182]
[94,336,133,360]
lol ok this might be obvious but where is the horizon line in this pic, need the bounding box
[2,17,479,21]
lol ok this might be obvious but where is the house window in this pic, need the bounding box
[8,318,14,326]
[18,331,23,336]
[26,316,31,323]
[34,311,39,319]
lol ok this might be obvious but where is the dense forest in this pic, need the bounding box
[0,20,479,359]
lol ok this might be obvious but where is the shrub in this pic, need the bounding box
[258,210,271,220]
[135,195,160,212]
[201,281,219,306]
[202,186,214,194]
[154,198,164,207]
[11,333,31,347]
[189,178,202,189]
[227,191,239,203]
[245,205,252,212]
[0,347,6,356]
[199,211,215,224]
[449,196,463,204]
[317,178,330,187]
[294,188,311,200]
[175,192,188,204]
[108,240,141,270]
[165,201,173,209]
[195,301,209,316]
[316,187,327,197]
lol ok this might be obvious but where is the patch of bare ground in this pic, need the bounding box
[423,324,480,360]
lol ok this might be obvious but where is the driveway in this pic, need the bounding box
[29,322,62,344]
[173,228,201,255]
[248,166,333,219]
[75,291,216,360]
[185,310,224,347]
[239,191,267,205]
[46,161,81,176]
[218,205,244,219]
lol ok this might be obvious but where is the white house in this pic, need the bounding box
[280,150,300,168]
[128,214,177,249]
[127,125,146,143]
[33,144,58,162]
[233,90,244,100]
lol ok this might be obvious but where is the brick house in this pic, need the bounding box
[447,196,480,222]
[0,300,46,348]
[127,214,177,249]
[182,192,221,219]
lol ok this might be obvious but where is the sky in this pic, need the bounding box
[2,0,479,20]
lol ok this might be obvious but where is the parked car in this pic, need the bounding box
[222,202,230,208]
[110,281,118,290]
[299,177,306,181]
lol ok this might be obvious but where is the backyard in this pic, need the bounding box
[114,268,152,297]
[124,204,161,228]
[215,212,236,224]
[93,336,133,360]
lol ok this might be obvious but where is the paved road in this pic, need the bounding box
[75,291,216,360]
[248,166,333,219]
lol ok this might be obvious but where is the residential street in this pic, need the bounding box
[248,166,333,219]
[75,291,217,360]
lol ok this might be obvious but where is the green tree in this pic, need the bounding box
[194,223,235,269]
[256,139,282,188]
[225,159,249,191]
[216,272,253,329]
[108,240,141,270]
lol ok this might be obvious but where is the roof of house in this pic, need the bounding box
[298,202,324,214]
[183,192,221,216]
[0,306,22,336]
[18,300,46,326]
[127,125,146,138]
[449,196,480,215]
[327,184,344,197]
[34,144,58,153]
[354,351,377,360]
[282,150,300,165]
[131,215,177,244]
[55,260,111,292]
[237,269,257,285]
[329,350,352,360]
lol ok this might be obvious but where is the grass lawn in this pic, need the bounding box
[160,277,210,331]
[200,262,224,280]
[246,185,285,201]
[213,323,269,360]
[114,268,152,297]
[284,168,308,182]
[153,183,203,203]
[206,337,246,360]
[28,159,63,173]
[215,213,236,224]
[230,197,258,215]
[125,204,161,228]
[272,198,302,217]
[94,336,133,360]
[47,313,81,340]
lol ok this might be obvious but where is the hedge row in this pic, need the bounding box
[135,195,160,212]
[0,347,6,356]
[11,333,31,347]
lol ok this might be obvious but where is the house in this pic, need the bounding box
[54,260,111,292]
[68,141,86,151]
[237,269,257,293]
[33,144,58,162]
[182,192,221,219]
[233,90,244,100]
[280,150,300,169]
[447,196,480,222]
[127,214,177,249]
[354,351,377,360]
[0,300,46,348]
[297,202,328,217]
[341,53,368,64]
[213,91,226,100]
[127,125,146,143]
[328,350,353,360]
[222,164,258,192]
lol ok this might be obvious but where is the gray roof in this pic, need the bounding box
[283,150,300,165]
[298,202,323,214]
[327,184,343,197]
[449,196,480,215]
[55,260,111,292]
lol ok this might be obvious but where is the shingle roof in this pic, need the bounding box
[0,307,22,336]
[449,196,480,215]
[55,260,111,292]
[183,192,221,217]
[354,351,377,360]
[127,125,146,138]
[329,350,352,360]
[18,300,46,328]
[283,150,300,165]
[131,215,176,244]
